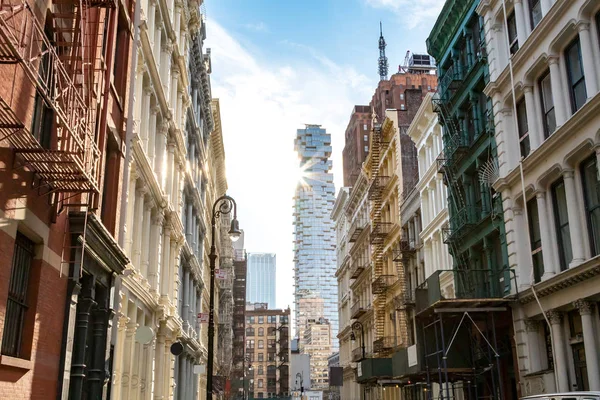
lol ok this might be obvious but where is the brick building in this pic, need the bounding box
[0,0,132,398]
[342,106,372,187]
[245,302,290,399]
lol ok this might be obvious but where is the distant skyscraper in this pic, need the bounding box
[246,253,276,308]
[293,124,337,351]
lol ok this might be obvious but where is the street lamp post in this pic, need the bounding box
[350,321,365,359]
[206,195,241,400]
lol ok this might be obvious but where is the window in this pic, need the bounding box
[527,199,544,282]
[364,146,368,152]
[247,339,255,349]
[267,352,275,362]
[258,316,264,324]
[258,365,264,375]
[268,339,276,348]
[364,134,368,141]
[529,0,542,29]
[539,71,556,138]
[247,316,255,324]
[258,379,264,388]
[565,38,587,113]
[257,393,264,398]
[363,123,367,130]
[246,327,254,337]
[552,179,572,271]
[400,104,405,110]
[31,25,55,150]
[581,156,600,256]
[400,94,404,100]
[2,233,35,357]
[258,327,264,336]
[516,98,530,158]
[507,11,519,54]
[258,353,264,362]
[258,340,264,349]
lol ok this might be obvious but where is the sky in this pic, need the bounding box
[205,0,445,310]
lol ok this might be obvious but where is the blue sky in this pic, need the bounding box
[205,0,444,311]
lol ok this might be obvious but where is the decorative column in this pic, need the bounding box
[547,310,569,391]
[574,299,600,389]
[155,122,168,189]
[122,319,138,400]
[514,0,527,49]
[161,42,173,103]
[170,66,180,118]
[125,172,138,256]
[160,223,172,298]
[154,328,166,400]
[512,208,532,288]
[141,197,153,278]
[182,269,190,328]
[141,85,152,152]
[540,0,551,15]
[172,159,181,210]
[523,85,542,150]
[562,169,585,266]
[535,190,557,278]
[548,56,568,126]
[168,238,179,302]
[524,319,542,373]
[148,104,159,166]
[166,143,175,204]
[147,0,156,36]
[577,22,599,99]
[186,203,193,243]
[154,24,162,60]
[149,211,163,293]
[69,281,96,399]
[133,185,147,268]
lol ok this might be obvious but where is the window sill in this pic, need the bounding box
[0,354,33,370]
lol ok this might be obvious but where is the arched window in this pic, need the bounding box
[258,327,264,336]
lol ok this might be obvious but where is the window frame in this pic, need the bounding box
[580,156,600,256]
[565,37,587,113]
[538,70,556,138]
[528,0,542,30]
[507,11,519,54]
[1,233,35,358]
[516,97,530,158]
[527,198,544,282]
[551,179,573,271]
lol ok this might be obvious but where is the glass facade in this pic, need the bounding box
[247,253,277,308]
[293,125,338,349]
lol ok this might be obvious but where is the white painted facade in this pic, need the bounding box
[112,0,229,398]
[478,0,600,393]
[408,93,452,283]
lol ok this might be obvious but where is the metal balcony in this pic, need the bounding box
[349,257,368,279]
[443,206,482,243]
[348,218,367,243]
[368,176,391,199]
[370,222,396,245]
[415,268,517,314]
[392,237,416,261]
[351,347,365,362]
[393,291,415,309]
[373,337,396,353]
[350,301,367,319]
[372,275,395,295]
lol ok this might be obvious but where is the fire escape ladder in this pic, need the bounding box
[369,122,386,342]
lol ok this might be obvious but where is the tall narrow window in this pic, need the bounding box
[527,199,544,282]
[581,156,600,256]
[565,38,587,113]
[539,71,556,138]
[507,11,519,54]
[1,233,35,357]
[551,179,572,271]
[31,24,56,149]
[529,0,542,29]
[516,98,530,158]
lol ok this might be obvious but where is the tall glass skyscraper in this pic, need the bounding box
[293,125,337,351]
[246,253,276,308]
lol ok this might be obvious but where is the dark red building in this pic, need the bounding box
[0,0,132,398]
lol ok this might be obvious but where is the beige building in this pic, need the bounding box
[245,303,291,398]
[112,0,232,398]
[300,318,333,391]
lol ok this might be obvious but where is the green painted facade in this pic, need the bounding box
[427,0,511,295]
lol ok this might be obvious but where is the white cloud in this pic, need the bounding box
[206,21,374,311]
[365,0,445,29]
[243,21,269,32]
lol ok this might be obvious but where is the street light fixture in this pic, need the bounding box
[207,194,240,400]
[350,321,365,359]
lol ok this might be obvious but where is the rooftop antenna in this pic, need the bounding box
[378,21,389,81]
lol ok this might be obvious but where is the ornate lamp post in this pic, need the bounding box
[350,321,365,359]
[206,195,241,399]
